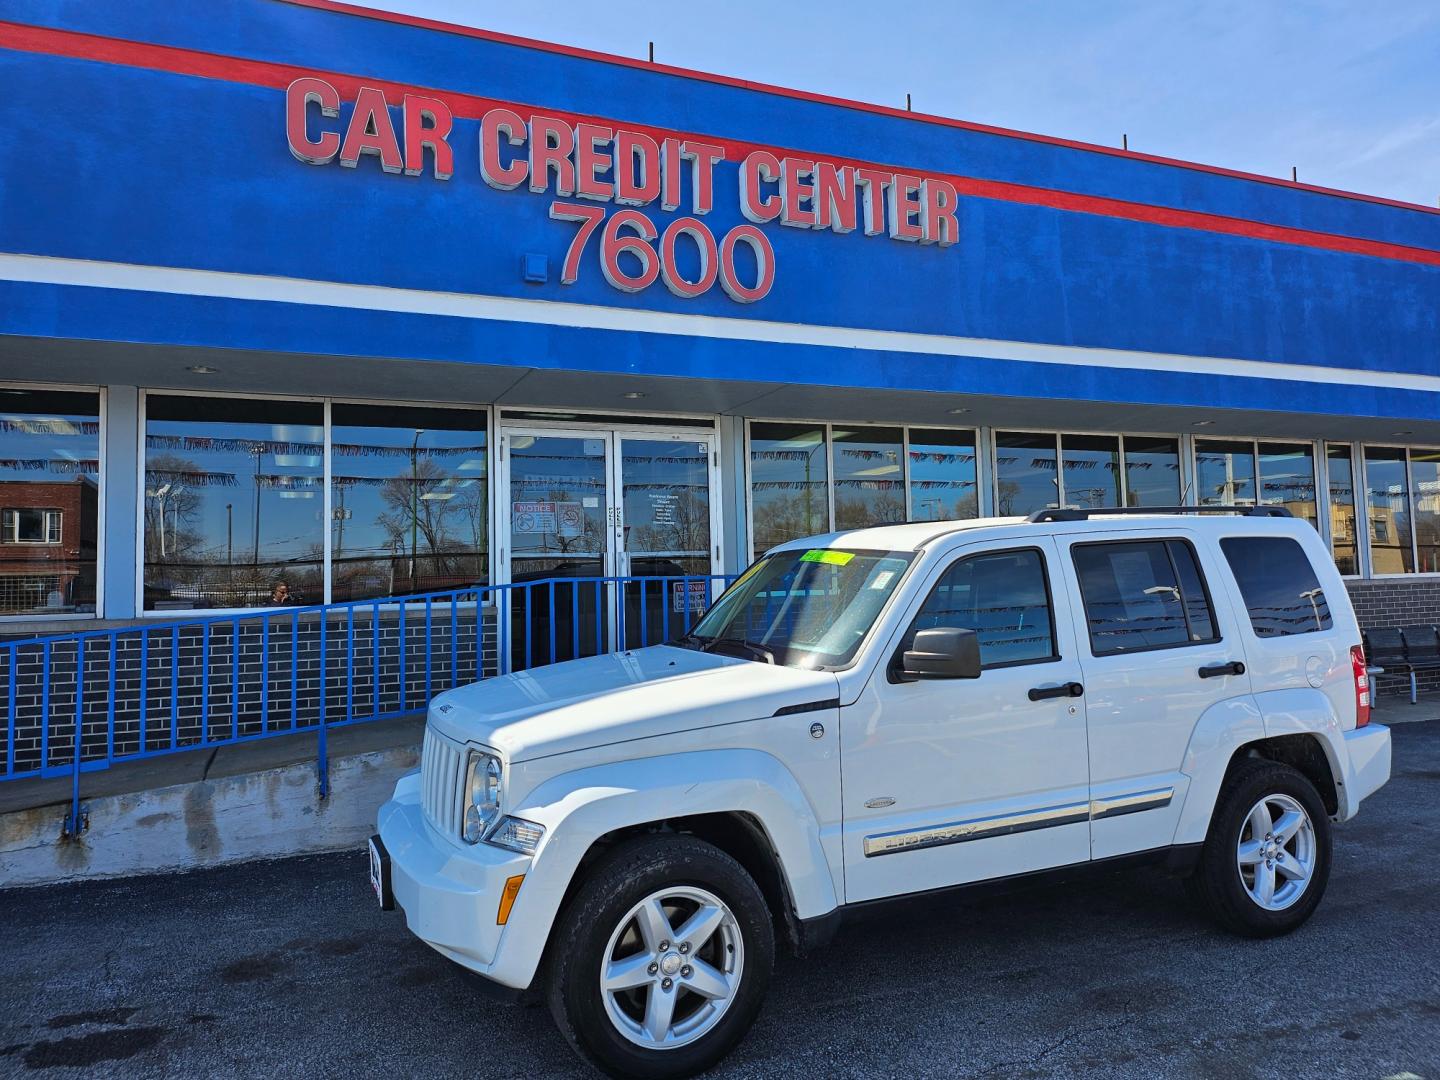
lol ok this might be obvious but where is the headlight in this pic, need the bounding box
[463,751,502,844]
[487,816,546,855]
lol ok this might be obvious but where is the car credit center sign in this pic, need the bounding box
[285,78,961,304]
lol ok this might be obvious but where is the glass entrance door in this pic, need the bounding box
[500,426,719,668]
[618,434,718,649]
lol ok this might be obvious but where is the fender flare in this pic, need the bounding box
[1173,687,1350,846]
[486,747,838,989]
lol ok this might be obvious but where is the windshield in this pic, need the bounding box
[680,548,915,669]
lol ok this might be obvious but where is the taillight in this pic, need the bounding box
[1350,644,1370,728]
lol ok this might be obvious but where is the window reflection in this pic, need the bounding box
[330,404,488,603]
[1326,445,1358,576]
[833,426,903,530]
[0,390,100,614]
[908,429,978,521]
[994,432,1058,516]
[144,395,324,610]
[1410,448,1440,573]
[1195,439,1257,507]
[1364,446,1412,574]
[750,423,828,556]
[1123,437,1181,507]
[1258,443,1317,526]
[1061,434,1121,508]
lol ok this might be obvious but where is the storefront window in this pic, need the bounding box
[144,395,324,610]
[1195,439,1257,507]
[1326,444,1358,575]
[330,404,488,603]
[994,432,1059,516]
[750,423,828,556]
[1123,437,1181,507]
[908,429,978,521]
[1258,442,1317,526]
[1061,434,1121,509]
[1363,446,1413,575]
[832,426,903,530]
[0,389,100,615]
[1410,448,1440,573]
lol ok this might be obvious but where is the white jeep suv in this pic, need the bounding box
[369,507,1391,1078]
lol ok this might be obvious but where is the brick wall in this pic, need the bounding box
[1345,578,1440,698]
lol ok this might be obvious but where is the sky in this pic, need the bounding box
[355,0,1440,209]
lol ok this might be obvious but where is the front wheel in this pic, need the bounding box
[546,834,774,1079]
[1188,759,1332,938]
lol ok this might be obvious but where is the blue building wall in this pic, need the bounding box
[0,0,1437,420]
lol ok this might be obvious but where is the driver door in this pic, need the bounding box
[840,539,1092,902]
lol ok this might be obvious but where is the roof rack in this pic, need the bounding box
[1026,505,1294,523]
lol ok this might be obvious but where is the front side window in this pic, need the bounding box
[144,394,324,610]
[906,548,1057,667]
[1221,536,1333,637]
[0,389,100,615]
[1073,539,1218,655]
[683,547,913,669]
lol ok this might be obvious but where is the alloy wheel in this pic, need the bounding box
[598,885,744,1050]
[1236,792,1317,911]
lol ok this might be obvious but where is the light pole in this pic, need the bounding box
[410,429,425,589]
[251,442,264,568]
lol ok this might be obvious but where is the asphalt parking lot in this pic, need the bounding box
[2,720,1437,1079]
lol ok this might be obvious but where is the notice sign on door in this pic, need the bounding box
[513,501,585,536]
[672,580,709,613]
[513,501,556,534]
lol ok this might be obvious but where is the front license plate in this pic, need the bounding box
[368,834,394,911]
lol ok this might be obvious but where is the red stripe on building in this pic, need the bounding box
[3,19,1439,269]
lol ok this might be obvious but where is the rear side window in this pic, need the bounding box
[908,548,1057,667]
[1221,536,1333,637]
[1073,539,1219,655]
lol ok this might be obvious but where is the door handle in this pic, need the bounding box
[1198,661,1246,679]
[1028,681,1084,702]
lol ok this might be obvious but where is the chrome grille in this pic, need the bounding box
[421,726,466,839]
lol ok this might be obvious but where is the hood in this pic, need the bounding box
[427,645,839,761]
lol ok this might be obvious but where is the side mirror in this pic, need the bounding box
[901,627,982,681]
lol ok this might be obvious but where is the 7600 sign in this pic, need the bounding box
[549,202,776,303]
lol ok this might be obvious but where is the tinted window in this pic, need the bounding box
[908,549,1057,667]
[1221,536,1333,637]
[1073,540,1219,655]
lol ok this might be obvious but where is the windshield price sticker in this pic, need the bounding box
[800,549,854,566]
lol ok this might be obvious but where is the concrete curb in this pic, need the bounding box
[0,741,418,888]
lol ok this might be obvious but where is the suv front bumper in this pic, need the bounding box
[376,770,532,987]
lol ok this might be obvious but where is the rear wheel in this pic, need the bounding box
[546,834,774,1079]
[1189,759,1332,937]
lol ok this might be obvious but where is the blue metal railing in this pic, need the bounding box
[0,573,734,834]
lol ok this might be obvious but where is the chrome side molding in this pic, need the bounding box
[863,801,1090,857]
[1088,786,1174,821]
[863,786,1176,857]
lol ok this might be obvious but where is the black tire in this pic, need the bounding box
[1188,758,1332,938]
[546,834,775,1079]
